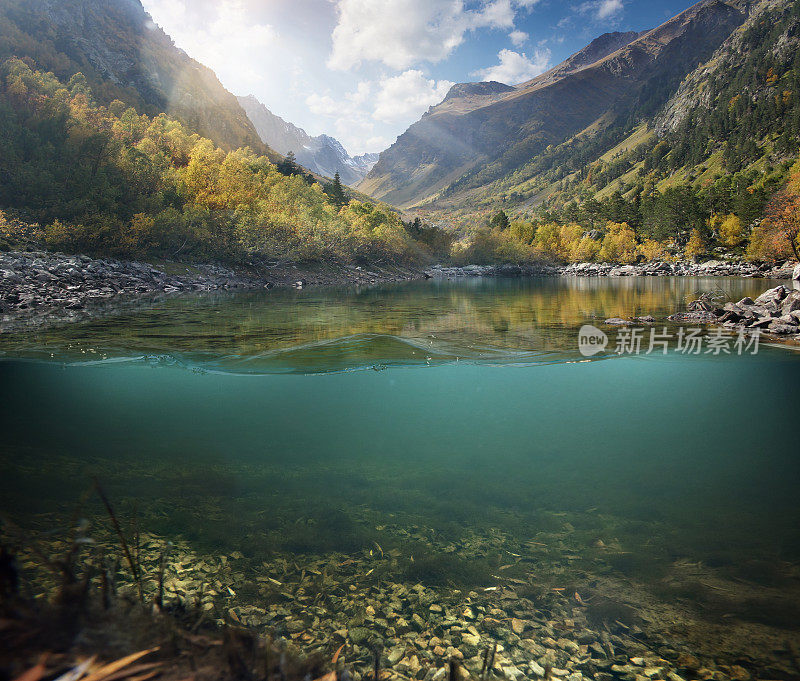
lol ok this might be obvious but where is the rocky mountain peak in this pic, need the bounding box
[238,96,378,185]
[443,81,516,100]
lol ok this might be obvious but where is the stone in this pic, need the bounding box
[675,654,700,671]
[285,620,305,633]
[529,661,546,678]
[754,286,788,306]
[557,638,580,654]
[767,321,798,334]
[349,627,371,644]
[604,318,631,325]
[590,642,607,657]
[725,666,751,681]
[387,647,405,666]
[781,290,800,314]
[510,618,525,635]
[794,263,800,281]
[462,632,481,646]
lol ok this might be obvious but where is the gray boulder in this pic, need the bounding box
[768,321,799,335]
[781,290,800,315]
[754,286,788,306]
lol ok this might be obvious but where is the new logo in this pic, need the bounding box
[578,325,608,357]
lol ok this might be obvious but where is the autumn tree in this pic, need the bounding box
[599,222,637,264]
[684,228,707,261]
[746,160,800,262]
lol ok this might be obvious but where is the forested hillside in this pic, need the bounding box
[0,59,445,265]
[0,0,272,156]
[410,0,800,265]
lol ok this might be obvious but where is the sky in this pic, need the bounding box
[140,0,698,156]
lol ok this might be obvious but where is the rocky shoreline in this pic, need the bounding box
[425,261,800,280]
[0,251,424,328]
[2,251,799,333]
[669,284,800,338]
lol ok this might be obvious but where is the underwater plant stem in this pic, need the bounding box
[94,480,143,602]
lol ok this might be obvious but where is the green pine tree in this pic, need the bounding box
[324,172,347,208]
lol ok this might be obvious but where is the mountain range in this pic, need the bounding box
[0,0,797,233]
[357,0,756,212]
[0,0,373,181]
[237,95,379,186]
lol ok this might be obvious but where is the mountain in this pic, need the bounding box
[471,0,800,224]
[238,95,379,185]
[357,0,749,209]
[0,0,275,157]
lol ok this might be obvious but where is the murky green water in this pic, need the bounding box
[2,276,800,662]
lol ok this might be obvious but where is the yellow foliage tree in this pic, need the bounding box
[636,239,671,262]
[599,222,637,264]
[531,222,563,261]
[684,229,706,261]
[567,235,601,262]
[710,213,746,248]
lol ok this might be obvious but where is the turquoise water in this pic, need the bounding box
[1,276,800,644]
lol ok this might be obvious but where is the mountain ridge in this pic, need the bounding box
[357,0,748,209]
[238,95,378,185]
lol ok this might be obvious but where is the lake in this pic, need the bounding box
[1,276,799,676]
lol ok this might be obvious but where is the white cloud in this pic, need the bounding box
[303,71,452,152]
[579,0,624,21]
[373,70,454,123]
[596,0,624,19]
[365,135,391,150]
[509,30,528,46]
[142,0,278,93]
[305,93,340,117]
[472,48,551,85]
[328,0,541,71]
[474,0,516,30]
